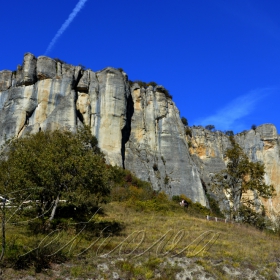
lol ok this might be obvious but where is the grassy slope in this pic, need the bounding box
[2,201,280,279]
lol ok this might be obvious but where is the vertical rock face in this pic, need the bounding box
[189,124,280,214]
[125,85,207,205]
[0,70,12,91]
[0,53,207,205]
[3,54,280,210]
[2,53,280,210]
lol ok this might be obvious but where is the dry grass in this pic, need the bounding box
[2,201,280,279]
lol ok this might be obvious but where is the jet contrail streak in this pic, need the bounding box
[45,0,89,55]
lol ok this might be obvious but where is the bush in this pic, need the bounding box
[206,194,224,218]
[153,163,158,171]
[181,117,188,126]
[225,130,234,136]
[205,125,215,131]
[185,127,192,137]
[126,192,176,213]
[13,239,67,272]
[251,124,257,130]
[75,220,124,238]
[133,80,147,88]
[174,194,211,217]
[78,64,86,71]
[239,205,267,230]
[156,87,173,99]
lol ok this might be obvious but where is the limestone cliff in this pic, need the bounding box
[189,124,280,214]
[0,53,207,206]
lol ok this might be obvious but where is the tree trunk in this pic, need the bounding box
[0,199,6,263]
[49,194,60,221]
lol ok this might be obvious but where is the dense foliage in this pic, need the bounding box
[0,127,110,222]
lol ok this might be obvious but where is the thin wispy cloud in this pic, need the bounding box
[195,88,276,131]
[45,0,89,55]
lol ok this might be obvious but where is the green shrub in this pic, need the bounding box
[164,175,169,184]
[75,220,124,238]
[207,194,224,218]
[14,240,67,272]
[181,117,188,126]
[185,127,192,137]
[156,87,173,99]
[239,205,267,230]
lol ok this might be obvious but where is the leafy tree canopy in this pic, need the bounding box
[0,127,111,221]
[210,137,275,221]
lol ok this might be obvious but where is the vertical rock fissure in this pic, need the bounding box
[73,69,85,125]
[121,93,134,169]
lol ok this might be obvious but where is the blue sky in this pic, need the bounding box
[1,0,280,134]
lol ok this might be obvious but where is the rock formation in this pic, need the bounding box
[189,124,280,215]
[0,53,207,206]
[1,53,279,212]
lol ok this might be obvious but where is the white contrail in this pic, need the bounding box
[45,0,89,55]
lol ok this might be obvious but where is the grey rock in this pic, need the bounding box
[77,70,90,92]
[0,70,12,91]
[125,85,207,205]
[190,124,280,215]
[37,56,56,80]
[22,53,37,85]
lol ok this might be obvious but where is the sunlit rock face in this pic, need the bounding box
[189,124,280,214]
[0,53,207,206]
[125,85,207,205]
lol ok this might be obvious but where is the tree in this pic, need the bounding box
[205,125,215,131]
[210,137,274,221]
[225,130,234,136]
[181,117,188,126]
[251,124,257,130]
[0,127,111,222]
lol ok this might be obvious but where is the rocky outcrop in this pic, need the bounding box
[189,124,280,214]
[0,53,207,206]
[125,85,206,204]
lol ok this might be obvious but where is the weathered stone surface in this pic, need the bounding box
[0,85,37,141]
[92,68,128,166]
[3,53,280,211]
[22,53,37,85]
[189,124,280,215]
[124,84,207,205]
[77,70,90,92]
[37,56,56,80]
[0,53,223,207]
[3,53,280,213]
[0,70,12,91]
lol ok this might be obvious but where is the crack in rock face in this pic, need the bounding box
[0,53,209,206]
[2,54,280,211]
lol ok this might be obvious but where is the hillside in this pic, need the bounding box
[1,201,280,279]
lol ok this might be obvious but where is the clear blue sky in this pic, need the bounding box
[1,0,280,134]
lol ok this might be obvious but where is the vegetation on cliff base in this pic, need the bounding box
[0,127,111,223]
[210,136,275,223]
